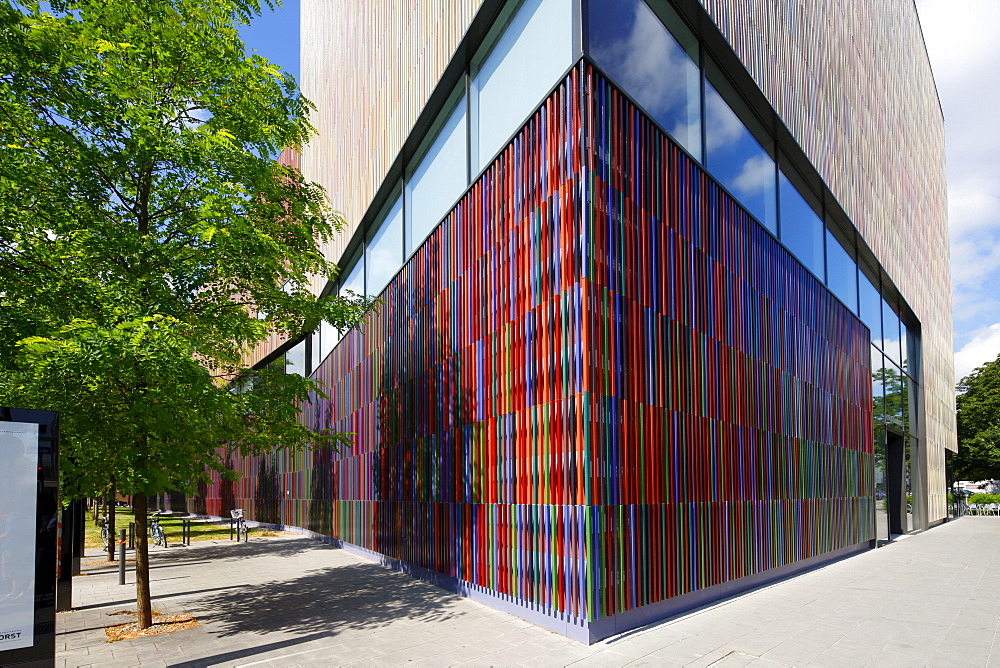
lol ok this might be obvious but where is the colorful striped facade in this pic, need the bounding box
[202,57,881,640]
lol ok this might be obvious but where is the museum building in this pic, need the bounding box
[198,0,955,642]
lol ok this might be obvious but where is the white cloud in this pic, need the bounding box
[948,180,1000,235]
[950,236,1000,289]
[915,0,1000,355]
[733,154,775,198]
[954,323,1000,381]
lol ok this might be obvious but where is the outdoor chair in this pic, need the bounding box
[968,503,979,516]
[991,503,1000,516]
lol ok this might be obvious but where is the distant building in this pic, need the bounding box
[201,0,954,642]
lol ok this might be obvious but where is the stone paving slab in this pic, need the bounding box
[57,518,1000,667]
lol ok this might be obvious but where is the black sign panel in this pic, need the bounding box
[0,408,59,667]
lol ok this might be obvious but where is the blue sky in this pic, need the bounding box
[237,0,299,83]
[240,0,1000,385]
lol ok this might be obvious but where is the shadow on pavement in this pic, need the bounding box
[167,631,334,668]
[192,560,462,638]
[72,585,242,612]
[149,537,330,564]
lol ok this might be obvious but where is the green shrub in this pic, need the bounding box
[968,493,1000,504]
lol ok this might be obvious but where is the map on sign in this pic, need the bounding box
[0,422,38,652]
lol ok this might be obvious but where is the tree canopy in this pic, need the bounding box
[952,354,1000,482]
[0,0,367,626]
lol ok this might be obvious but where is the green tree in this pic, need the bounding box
[952,354,1000,483]
[0,0,368,628]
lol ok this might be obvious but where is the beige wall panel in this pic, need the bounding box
[301,0,483,271]
[697,0,955,520]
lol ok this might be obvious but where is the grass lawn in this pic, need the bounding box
[85,508,276,550]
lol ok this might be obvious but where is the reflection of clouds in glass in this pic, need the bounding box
[592,0,698,148]
[367,234,402,296]
[881,337,902,363]
[670,96,702,151]
[705,89,744,153]
[733,154,774,197]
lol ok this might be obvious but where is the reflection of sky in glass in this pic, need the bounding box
[317,320,339,367]
[286,339,306,376]
[882,297,901,365]
[778,170,823,278]
[474,0,572,171]
[859,272,881,343]
[407,101,467,253]
[589,0,701,158]
[705,82,776,232]
[367,198,403,297]
[825,229,857,313]
[340,251,364,297]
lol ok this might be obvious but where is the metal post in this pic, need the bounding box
[129,522,134,550]
[118,529,126,585]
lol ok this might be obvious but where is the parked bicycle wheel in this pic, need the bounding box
[153,525,166,547]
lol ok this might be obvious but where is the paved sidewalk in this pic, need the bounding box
[58,518,1000,667]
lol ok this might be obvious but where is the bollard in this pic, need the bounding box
[118,529,126,585]
[128,522,134,550]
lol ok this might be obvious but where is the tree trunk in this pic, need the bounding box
[134,493,153,629]
[106,478,117,562]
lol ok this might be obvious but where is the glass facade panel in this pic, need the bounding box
[859,270,881,344]
[884,360,905,431]
[473,0,573,171]
[778,169,824,278]
[874,422,888,542]
[871,344,884,425]
[589,0,701,158]
[286,338,306,377]
[704,80,777,232]
[825,229,857,313]
[340,251,364,297]
[406,98,468,253]
[366,197,403,297]
[317,319,339,367]
[882,297,901,365]
[900,321,910,376]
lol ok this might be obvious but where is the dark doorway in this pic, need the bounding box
[886,431,907,535]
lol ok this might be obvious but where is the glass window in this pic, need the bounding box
[882,297,901,366]
[588,0,701,158]
[859,269,881,344]
[884,360,905,430]
[339,250,364,297]
[825,228,857,313]
[778,168,824,278]
[366,197,403,297]
[874,421,888,542]
[871,345,884,424]
[900,321,910,377]
[286,338,306,377]
[472,0,573,172]
[314,319,339,369]
[704,77,776,232]
[406,95,468,253]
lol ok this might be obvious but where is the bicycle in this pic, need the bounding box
[230,508,248,542]
[100,515,110,545]
[149,511,167,547]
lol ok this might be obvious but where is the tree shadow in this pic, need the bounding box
[187,558,462,638]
